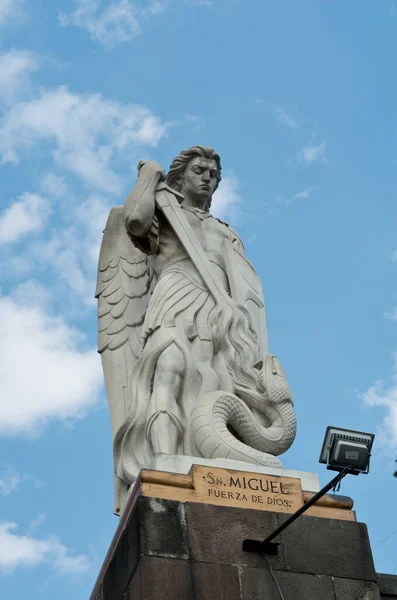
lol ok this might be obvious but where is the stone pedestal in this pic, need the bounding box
[90,466,382,600]
[378,574,397,598]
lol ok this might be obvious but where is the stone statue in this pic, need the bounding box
[96,146,296,513]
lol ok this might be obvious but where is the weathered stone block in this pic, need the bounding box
[91,586,103,600]
[139,496,189,559]
[103,514,140,600]
[280,514,377,581]
[241,568,335,600]
[125,557,193,600]
[190,562,242,600]
[102,497,189,599]
[185,501,283,570]
[332,576,380,599]
[378,573,397,598]
[123,565,142,600]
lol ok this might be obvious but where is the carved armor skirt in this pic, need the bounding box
[141,259,228,346]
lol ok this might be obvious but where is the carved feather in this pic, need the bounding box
[96,206,153,449]
[121,258,147,278]
[110,295,129,319]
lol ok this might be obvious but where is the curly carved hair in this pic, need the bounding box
[166,146,222,211]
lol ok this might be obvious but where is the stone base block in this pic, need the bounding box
[91,493,381,600]
[378,573,397,598]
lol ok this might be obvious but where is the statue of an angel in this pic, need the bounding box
[96,146,296,513]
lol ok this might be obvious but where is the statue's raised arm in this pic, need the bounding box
[123,160,165,240]
[97,146,296,514]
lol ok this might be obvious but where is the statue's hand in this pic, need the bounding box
[137,160,166,181]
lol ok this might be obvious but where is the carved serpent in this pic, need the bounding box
[190,355,296,468]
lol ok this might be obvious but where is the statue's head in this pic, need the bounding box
[166,146,222,211]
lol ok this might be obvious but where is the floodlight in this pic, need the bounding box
[243,425,375,555]
[319,426,374,475]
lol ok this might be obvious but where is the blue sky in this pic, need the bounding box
[1,0,397,597]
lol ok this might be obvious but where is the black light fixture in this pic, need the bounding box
[319,426,374,475]
[243,425,375,555]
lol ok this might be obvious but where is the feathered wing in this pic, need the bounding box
[96,206,153,445]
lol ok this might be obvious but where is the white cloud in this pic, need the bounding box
[0,0,24,27]
[211,174,242,223]
[0,86,168,194]
[289,187,312,201]
[385,307,397,321]
[0,469,42,496]
[142,0,168,16]
[0,471,21,496]
[361,354,397,447]
[185,0,213,6]
[75,194,111,264]
[298,140,327,166]
[32,232,96,307]
[0,193,51,246]
[13,280,54,309]
[0,294,103,435]
[40,173,68,199]
[4,255,32,279]
[273,106,297,130]
[0,191,111,308]
[279,186,314,207]
[27,194,111,307]
[0,522,90,576]
[0,50,39,103]
[27,514,47,535]
[59,0,168,47]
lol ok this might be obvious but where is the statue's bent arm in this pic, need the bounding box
[123,161,164,238]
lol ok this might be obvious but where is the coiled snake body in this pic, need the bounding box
[190,355,297,468]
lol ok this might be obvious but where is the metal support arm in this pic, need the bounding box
[243,468,349,554]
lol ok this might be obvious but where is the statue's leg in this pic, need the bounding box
[146,343,184,455]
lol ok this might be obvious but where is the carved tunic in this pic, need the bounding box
[130,206,242,346]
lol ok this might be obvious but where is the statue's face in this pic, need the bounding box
[180,157,219,203]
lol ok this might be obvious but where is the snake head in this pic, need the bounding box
[256,354,293,405]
